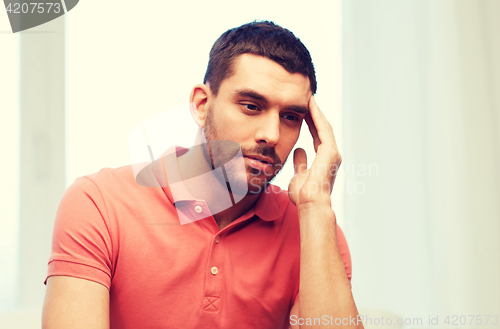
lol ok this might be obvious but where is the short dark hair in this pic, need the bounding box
[203,20,317,96]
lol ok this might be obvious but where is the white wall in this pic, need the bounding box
[0,9,20,314]
[343,0,500,326]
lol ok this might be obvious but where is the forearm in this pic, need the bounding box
[297,203,363,329]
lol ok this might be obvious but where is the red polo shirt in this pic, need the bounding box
[45,150,352,329]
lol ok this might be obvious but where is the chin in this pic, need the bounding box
[223,163,276,196]
[246,170,273,195]
[224,167,267,196]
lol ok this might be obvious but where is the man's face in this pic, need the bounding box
[203,53,312,194]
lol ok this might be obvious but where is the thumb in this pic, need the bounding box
[293,148,307,176]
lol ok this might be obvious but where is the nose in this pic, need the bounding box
[254,112,280,146]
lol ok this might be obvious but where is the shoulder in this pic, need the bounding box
[55,166,139,228]
[82,165,136,191]
[75,165,162,204]
[58,164,167,228]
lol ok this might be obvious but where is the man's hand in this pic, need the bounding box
[288,95,342,207]
[288,96,363,329]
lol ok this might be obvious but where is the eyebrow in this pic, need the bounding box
[233,89,310,115]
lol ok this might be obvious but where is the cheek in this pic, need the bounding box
[284,126,301,145]
[278,133,300,160]
[208,107,237,137]
[223,116,258,138]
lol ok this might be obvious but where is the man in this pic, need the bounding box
[42,21,363,328]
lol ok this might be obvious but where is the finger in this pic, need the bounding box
[305,113,320,153]
[293,148,307,175]
[308,96,338,149]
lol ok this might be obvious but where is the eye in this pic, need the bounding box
[242,104,260,111]
[281,114,300,122]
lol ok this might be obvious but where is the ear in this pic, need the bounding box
[189,83,212,128]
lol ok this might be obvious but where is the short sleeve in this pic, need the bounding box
[44,176,113,290]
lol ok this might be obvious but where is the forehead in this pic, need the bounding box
[218,53,312,103]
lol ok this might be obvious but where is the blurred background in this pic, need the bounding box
[0,0,499,328]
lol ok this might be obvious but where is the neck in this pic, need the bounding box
[211,193,260,230]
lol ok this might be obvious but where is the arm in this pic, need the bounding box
[288,96,363,329]
[43,176,114,328]
[42,276,109,329]
[289,207,360,329]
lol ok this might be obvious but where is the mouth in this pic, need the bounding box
[249,158,270,164]
[243,155,273,165]
[243,156,274,174]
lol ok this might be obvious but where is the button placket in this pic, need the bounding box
[203,232,225,313]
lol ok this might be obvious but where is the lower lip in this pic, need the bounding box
[244,156,272,173]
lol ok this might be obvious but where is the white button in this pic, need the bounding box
[215,236,220,244]
[194,205,202,213]
[211,266,218,275]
